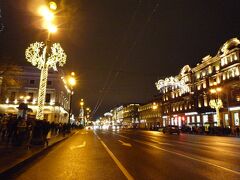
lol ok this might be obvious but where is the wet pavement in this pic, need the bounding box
[4,129,240,180]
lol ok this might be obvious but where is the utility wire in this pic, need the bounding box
[92,0,161,117]
[91,0,143,117]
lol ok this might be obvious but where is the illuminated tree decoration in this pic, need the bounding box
[26,42,66,70]
[209,99,223,127]
[25,41,67,120]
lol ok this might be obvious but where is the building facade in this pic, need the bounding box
[138,101,161,130]
[122,104,140,128]
[0,65,70,123]
[155,38,240,129]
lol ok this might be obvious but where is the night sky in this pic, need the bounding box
[0,0,240,118]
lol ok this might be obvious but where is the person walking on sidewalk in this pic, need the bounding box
[0,114,8,141]
[42,119,51,146]
[236,126,240,137]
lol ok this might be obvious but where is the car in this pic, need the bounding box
[162,125,180,135]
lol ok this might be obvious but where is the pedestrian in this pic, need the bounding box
[42,119,51,146]
[16,117,27,146]
[236,126,240,137]
[0,114,8,141]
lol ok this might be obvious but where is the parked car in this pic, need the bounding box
[162,125,180,135]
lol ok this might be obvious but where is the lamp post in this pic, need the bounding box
[79,99,84,125]
[68,72,76,124]
[209,87,223,127]
[25,1,67,120]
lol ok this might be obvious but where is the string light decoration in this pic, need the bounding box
[155,76,190,94]
[26,41,67,120]
[209,99,223,127]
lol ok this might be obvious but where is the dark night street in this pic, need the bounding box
[8,129,240,180]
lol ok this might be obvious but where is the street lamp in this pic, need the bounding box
[79,99,85,125]
[209,87,223,127]
[26,1,67,120]
[68,72,76,124]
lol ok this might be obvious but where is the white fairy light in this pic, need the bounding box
[25,41,67,120]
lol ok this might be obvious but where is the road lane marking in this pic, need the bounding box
[94,132,134,180]
[118,140,132,147]
[115,133,240,176]
[81,132,88,135]
[70,141,86,150]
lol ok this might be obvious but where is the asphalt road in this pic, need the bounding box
[11,128,240,180]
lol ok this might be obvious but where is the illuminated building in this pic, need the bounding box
[0,66,70,123]
[122,104,140,128]
[156,38,240,128]
[138,101,162,130]
[110,105,124,126]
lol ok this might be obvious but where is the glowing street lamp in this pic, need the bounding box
[209,87,223,127]
[68,72,76,124]
[26,2,66,120]
[79,99,85,125]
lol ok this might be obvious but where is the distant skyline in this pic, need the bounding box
[0,0,240,118]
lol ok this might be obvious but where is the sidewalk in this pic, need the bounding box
[0,130,77,175]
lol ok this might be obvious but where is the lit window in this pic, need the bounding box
[223,73,226,80]
[208,66,212,74]
[197,84,201,90]
[202,71,206,77]
[204,96,208,107]
[198,100,202,108]
[234,54,238,60]
[203,82,206,88]
[235,68,239,76]
[216,76,221,84]
[216,65,220,71]
[196,73,200,79]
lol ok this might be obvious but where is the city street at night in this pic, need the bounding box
[1,1,240,179]
[7,129,240,180]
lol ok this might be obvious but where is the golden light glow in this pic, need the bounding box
[80,99,84,106]
[210,89,216,94]
[216,87,222,92]
[38,6,54,21]
[48,24,57,33]
[68,77,76,86]
[49,1,57,10]
[152,102,158,110]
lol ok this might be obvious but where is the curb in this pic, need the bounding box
[0,130,78,178]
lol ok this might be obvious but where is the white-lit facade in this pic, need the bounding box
[0,66,70,123]
[156,38,240,128]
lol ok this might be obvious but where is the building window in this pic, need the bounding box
[197,116,201,123]
[208,66,212,74]
[192,116,195,123]
[30,80,35,84]
[196,73,200,79]
[203,115,208,124]
[204,96,208,107]
[203,82,206,89]
[234,53,238,60]
[198,99,202,108]
[197,84,201,90]
[47,81,52,86]
[45,93,51,103]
